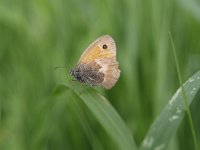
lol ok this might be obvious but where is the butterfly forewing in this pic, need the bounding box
[78,35,116,64]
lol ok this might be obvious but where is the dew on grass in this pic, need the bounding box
[168,88,181,107]
[176,107,182,114]
[190,87,197,95]
[143,136,154,148]
[189,78,194,83]
[169,115,179,122]
[154,144,165,150]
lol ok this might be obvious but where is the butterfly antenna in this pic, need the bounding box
[53,66,67,70]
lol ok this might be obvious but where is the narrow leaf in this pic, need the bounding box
[57,84,137,150]
[140,71,200,150]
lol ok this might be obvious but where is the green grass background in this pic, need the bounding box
[0,0,200,149]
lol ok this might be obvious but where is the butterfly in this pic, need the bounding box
[69,35,120,89]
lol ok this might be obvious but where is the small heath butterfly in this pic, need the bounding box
[69,35,120,89]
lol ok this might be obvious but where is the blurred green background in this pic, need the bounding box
[0,0,200,149]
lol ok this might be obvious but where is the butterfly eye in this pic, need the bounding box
[102,44,108,49]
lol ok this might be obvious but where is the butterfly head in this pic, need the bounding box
[69,68,74,76]
[69,68,79,77]
[69,68,82,82]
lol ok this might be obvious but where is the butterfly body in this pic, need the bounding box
[69,62,104,86]
[70,35,120,89]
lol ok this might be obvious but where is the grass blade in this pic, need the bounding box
[56,84,137,150]
[140,71,200,150]
[169,32,199,150]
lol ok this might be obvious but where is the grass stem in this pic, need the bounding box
[168,31,199,150]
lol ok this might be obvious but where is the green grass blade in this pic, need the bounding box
[140,71,200,150]
[169,32,199,150]
[56,84,137,150]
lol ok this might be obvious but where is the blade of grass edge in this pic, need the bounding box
[57,84,137,150]
[140,70,200,150]
[169,32,199,150]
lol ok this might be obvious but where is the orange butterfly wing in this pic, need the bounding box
[78,35,116,64]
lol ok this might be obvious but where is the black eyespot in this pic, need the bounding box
[102,44,108,49]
